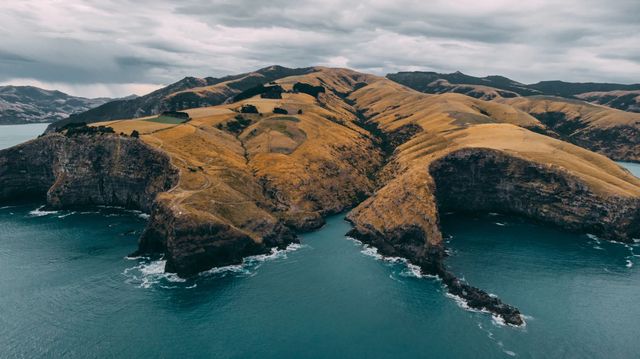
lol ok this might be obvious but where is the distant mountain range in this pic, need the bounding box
[2,66,638,128]
[0,86,119,125]
[387,71,640,112]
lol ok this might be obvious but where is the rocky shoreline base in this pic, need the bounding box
[346,226,524,326]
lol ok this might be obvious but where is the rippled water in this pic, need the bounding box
[1,124,639,358]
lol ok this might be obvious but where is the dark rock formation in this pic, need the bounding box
[137,199,298,277]
[345,225,524,326]
[430,148,640,241]
[0,133,178,212]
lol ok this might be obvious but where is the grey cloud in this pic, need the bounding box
[0,50,34,64]
[0,0,638,97]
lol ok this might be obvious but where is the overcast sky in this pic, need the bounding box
[0,0,638,98]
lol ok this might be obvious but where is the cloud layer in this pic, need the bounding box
[1,0,638,97]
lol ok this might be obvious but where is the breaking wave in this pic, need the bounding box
[346,237,437,280]
[123,243,305,289]
[28,205,59,217]
[123,259,186,289]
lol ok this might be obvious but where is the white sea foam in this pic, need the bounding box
[478,319,518,356]
[491,314,507,327]
[495,222,506,227]
[201,263,250,277]
[123,259,187,289]
[446,292,474,311]
[28,205,59,217]
[586,233,600,242]
[446,293,526,328]
[125,243,305,289]
[248,242,304,262]
[349,238,430,279]
[57,211,76,219]
[625,259,633,268]
[201,243,305,278]
[137,213,150,220]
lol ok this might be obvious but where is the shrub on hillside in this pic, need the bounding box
[293,82,325,98]
[240,104,259,114]
[161,111,190,120]
[225,115,252,134]
[234,84,284,101]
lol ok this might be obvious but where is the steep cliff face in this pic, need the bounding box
[136,195,297,277]
[0,133,178,212]
[430,149,640,241]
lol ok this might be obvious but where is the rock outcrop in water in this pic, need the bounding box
[2,66,640,326]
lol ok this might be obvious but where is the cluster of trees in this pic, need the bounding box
[161,111,190,120]
[55,122,141,138]
[292,82,325,97]
[219,114,252,134]
[56,122,114,136]
[240,104,259,114]
[234,84,284,102]
[233,82,325,103]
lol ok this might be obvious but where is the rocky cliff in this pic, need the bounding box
[0,132,178,212]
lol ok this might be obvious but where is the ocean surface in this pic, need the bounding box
[0,123,49,148]
[1,124,639,358]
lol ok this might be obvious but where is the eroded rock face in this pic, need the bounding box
[136,197,297,277]
[0,133,178,212]
[430,148,640,242]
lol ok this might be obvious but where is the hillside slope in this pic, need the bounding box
[576,90,640,113]
[47,66,314,131]
[497,96,640,162]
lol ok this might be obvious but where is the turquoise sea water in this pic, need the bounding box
[0,123,48,148]
[1,125,639,358]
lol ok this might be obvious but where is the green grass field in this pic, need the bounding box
[145,115,187,124]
